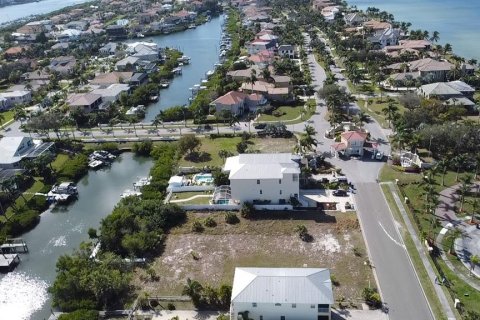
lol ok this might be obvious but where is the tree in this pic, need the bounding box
[178,134,201,157]
[218,149,233,163]
[446,227,462,255]
[0,112,5,128]
[430,31,440,43]
[182,278,203,306]
[444,43,452,54]
[382,101,399,128]
[435,159,449,186]
[470,255,480,276]
[458,175,472,212]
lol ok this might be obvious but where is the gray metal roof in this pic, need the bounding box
[224,153,300,180]
[231,267,333,304]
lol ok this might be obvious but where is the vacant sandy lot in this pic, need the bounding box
[133,211,373,307]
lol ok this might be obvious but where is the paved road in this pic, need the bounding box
[303,32,434,320]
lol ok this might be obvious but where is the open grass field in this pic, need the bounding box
[2,179,45,221]
[178,137,296,168]
[132,211,374,308]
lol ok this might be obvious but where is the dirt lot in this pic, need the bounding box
[133,211,373,307]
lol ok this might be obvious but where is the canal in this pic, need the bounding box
[143,15,224,121]
[0,153,153,320]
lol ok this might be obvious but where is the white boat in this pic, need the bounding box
[206,70,214,77]
[88,160,104,169]
[136,33,145,38]
[133,176,152,189]
[121,189,142,198]
[201,79,208,84]
[49,182,78,195]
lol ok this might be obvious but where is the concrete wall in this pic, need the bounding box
[231,302,330,320]
[180,204,240,211]
[230,174,299,204]
[168,185,214,192]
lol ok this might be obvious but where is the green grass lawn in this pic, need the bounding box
[51,153,70,171]
[178,137,296,168]
[258,105,310,122]
[170,192,212,205]
[2,179,45,221]
[0,110,14,126]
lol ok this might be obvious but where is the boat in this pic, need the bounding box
[88,160,104,169]
[133,176,152,189]
[201,79,208,84]
[149,95,159,101]
[206,70,215,77]
[188,24,196,29]
[89,150,116,161]
[206,16,211,22]
[121,189,142,198]
[172,67,182,75]
[136,33,145,38]
[160,82,170,88]
[49,182,78,195]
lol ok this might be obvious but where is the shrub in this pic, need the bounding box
[57,154,88,181]
[27,195,49,212]
[191,220,204,232]
[213,170,230,186]
[132,139,153,156]
[236,141,248,153]
[204,216,217,227]
[330,274,340,286]
[58,309,99,320]
[5,210,40,236]
[167,303,176,310]
[362,287,382,308]
[353,246,362,257]
[295,224,313,242]
[240,202,255,219]
[98,143,119,153]
[224,212,239,224]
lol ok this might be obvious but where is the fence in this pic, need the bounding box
[168,185,215,192]
[180,204,241,211]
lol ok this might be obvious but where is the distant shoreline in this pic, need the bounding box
[0,0,41,9]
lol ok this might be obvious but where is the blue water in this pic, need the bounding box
[348,0,480,60]
[0,0,89,24]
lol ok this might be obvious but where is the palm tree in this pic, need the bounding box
[452,154,467,182]
[249,69,257,91]
[443,43,452,54]
[218,149,232,163]
[435,159,449,186]
[182,278,203,306]
[469,198,479,224]
[430,31,440,43]
[470,255,480,275]
[0,112,5,129]
[446,227,463,255]
[458,175,472,212]
[382,101,399,128]
[356,111,369,128]
[128,117,137,136]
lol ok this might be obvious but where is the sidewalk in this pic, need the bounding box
[383,182,456,320]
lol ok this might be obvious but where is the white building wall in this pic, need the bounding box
[232,302,330,320]
[230,173,299,204]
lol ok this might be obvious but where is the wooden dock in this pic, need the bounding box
[0,253,20,272]
[0,238,29,254]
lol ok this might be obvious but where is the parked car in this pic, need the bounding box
[254,123,267,129]
[332,189,348,197]
[331,176,348,183]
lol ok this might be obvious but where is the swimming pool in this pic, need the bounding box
[193,173,214,184]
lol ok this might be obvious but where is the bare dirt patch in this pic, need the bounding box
[133,212,373,308]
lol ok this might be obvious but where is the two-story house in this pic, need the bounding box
[331,131,368,157]
[223,153,300,204]
[231,267,334,320]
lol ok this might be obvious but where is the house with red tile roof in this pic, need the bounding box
[331,131,368,157]
[211,91,248,116]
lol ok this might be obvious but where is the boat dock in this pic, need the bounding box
[0,253,20,272]
[0,238,29,253]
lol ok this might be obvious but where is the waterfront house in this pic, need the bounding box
[211,91,248,116]
[115,56,140,71]
[321,6,340,22]
[344,12,366,26]
[417,81,476,109]
[91,83,131,105]
[99,42,118,56]
[90,72,134,87]
[128,72,148,87]
[386,58,454,83]
[106,25,127,39]
[369,27,400,49]
[231,267,333,320]
[49,56,77,75]
[384,39,432,56]
[67,93,103,113]
[240,81,291,103]
[0,136,54,169]
[312,0,334,11]
[223,153,300,204]
[331,131,368,157]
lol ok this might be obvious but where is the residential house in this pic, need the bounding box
[0,90,32,109]
[67,93,103,113]
[321,6,340,22]
[417,81,476,108]
[369,27,400,49]
[90,72,134,87]
[3,46,29,59]
[241,81,291,102]
[172,10,197,23]
[49,56,77,75]
[91,83,130,104]
[331,131,368,157]
[129,72,148,86]
[344,12,365,26]
[386,58,454,83]
[50,42,70,52]
[0,96,8,111]
[271,75,291,88]
[278,45,295,59]
[99,42,118,55]
[55,29,83,42]
[246,93,268,113]
[65,20,88,31]
[363,19,392,32]
[115,56,140,71]
[248,50,275,68]
[16,22,47,36]
[247,40,276,55]
[211,91,248,116]
[312,0,334,11]
[106,25,127,39]
[0,136,54,169]
[231,267,334,320]
[223,153,300,204]
[384,39,432,56]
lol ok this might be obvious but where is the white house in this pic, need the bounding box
[223,153,300,204]
[278,45,295,59]
[0,90,32,109]
[91,83,130,104]
[230,267,334,320]
[0,136,54,169]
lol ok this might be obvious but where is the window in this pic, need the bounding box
[260,190,262,194]
[292,304,296,308]
[310,304,315,309]
[281,316,285,320]
[260,317,263,320]
[280,190,283,195]
[292,174,299,182]
[275,303,282,307]
[279,179,282,184]
[257,179,260,184]
[252,303,257,307]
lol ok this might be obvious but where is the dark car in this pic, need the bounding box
[254,123,267,129]
[332,189,348,197]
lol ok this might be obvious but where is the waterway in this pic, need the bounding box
[143,15,224,121]
[0,153,153,320]
[348,0,480,60]
[0,0,89,25]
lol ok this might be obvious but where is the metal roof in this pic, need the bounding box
[231,267,334,304]
[224,153,300,180]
